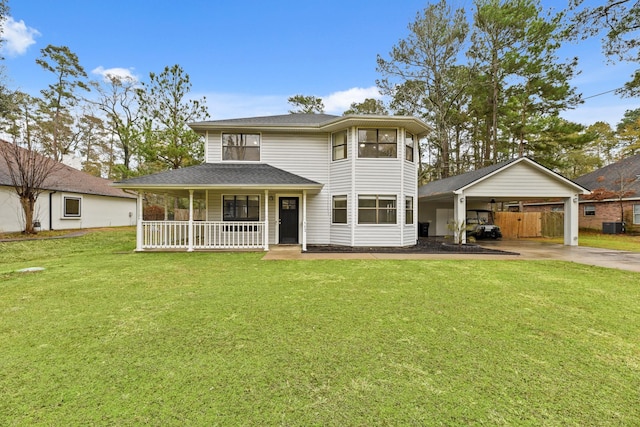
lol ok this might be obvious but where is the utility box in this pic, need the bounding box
[602,222,624,234]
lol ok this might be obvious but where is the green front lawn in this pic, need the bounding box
[1,229,639,425]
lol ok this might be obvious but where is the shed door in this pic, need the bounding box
[279,197,299,244]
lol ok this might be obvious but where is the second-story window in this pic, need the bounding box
[405,132,414,162]
[332,131,347,161]
[222,133,260,161]
[358,129,397,158]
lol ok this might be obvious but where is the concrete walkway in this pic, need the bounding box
[263,241,640,273]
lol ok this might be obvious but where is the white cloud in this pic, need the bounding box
[92,66,138,83]
[1,16,40,56]
[322,86,383,114]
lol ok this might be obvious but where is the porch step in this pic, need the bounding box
[269,245,302,254]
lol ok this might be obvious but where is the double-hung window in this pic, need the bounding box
[332,195,348,224]
[358,129,397,158]
[332,131,347,161]
[358,195,397,224]
[405,133,414,162]
[222,133,260,161]
[584,205,595,216]
[223,195,260,221]
[405,196,414,224]
[634,204,640,224]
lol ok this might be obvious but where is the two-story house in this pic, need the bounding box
[114,113,430,251]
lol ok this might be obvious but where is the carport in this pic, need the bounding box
[418,157,590,246]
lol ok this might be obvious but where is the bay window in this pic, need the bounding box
[358,195,397,224]
[358,129,397,158]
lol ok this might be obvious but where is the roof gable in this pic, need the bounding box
[419,157,589,198]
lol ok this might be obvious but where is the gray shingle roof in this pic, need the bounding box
[0,141,135,198]
[191,113,340,128]
[114,163,322,188]
[574,154,640,195]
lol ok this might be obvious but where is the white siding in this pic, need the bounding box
[354,160,402,193]
[467,162,577,197]
[203,126,421,247]
[354,225,402,246]
[0,187,136,233]
[206,131,223,163]
[262,132,330,245]
[329,160,352,245]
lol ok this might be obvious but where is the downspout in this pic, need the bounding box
[49,191,57,230]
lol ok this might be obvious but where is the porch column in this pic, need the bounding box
[264,190,270,251]
[136,191,143,252]
[187,190,194,252]
[302,190,307,251]
[564,195,579,246]
[163,194,168,221]
[453,193,467,244]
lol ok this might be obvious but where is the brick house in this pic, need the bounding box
[523,154,640,233]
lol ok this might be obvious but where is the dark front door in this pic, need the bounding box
[279,197,299,244]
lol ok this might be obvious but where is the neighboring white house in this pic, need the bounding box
[1,144,137,233]
[114,113,431,251]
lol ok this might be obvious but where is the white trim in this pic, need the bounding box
[62,194,82,219]
[220,132,262,162]
[457,157,590,195]
[264,190,269,251]
[188,190,194,252]
[302,190,307,251]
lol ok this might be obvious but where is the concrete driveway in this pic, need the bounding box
[477,239,640,273]
[264,240,640,273]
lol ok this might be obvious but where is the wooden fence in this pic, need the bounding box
[494,212,564,238]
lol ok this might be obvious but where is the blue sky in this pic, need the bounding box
[3,0,638,126]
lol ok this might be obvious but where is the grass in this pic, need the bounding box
[1,229,639,425]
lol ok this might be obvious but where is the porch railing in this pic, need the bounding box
[141,221,265,250]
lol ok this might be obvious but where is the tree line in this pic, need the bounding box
[291,0,640,182]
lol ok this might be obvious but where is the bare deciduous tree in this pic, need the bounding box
[0,140,60,234]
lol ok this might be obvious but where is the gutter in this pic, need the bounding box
[49,190,56,230]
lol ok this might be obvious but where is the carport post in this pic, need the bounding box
[564,195,579,246]
[454,193,467,244]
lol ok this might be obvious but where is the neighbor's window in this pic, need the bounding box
[358,195,397,224]
[223,195,260,221]
[332,131,347,161]
[63,196,81,218]
[222,133,260,161]
[405,132,414,162]
[332,195,347,224]
[634,204,640,224]
[551,206,564,212]
[358,129,397,158]
[405,196,414,225]
[584,205,595,216]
